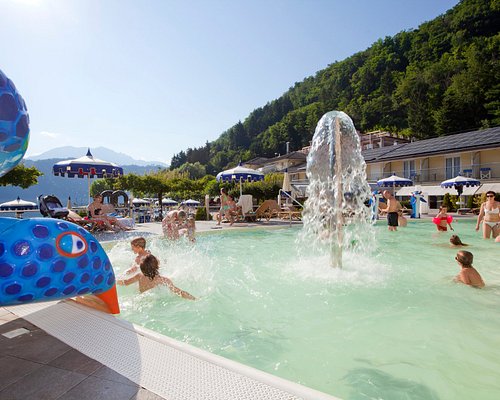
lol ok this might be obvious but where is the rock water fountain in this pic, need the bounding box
[300,111,373,268]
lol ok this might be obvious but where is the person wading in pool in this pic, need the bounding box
[382,190,402,232]
[117,254,196,299]
[123,237,151,275]
[453,250,485,288]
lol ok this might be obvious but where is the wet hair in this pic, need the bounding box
[439,206,447,212]
[140,254,160,280]
[450,235,466,246]
[131,237,146,249]
[456,250,473,267]
[485,191,496,198]
[177,210,187,219]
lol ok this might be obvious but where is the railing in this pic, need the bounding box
[278,189,304,226]
[279,189,304,208]
[367,161,500,183]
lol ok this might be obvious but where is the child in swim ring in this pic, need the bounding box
[433,206,454,232]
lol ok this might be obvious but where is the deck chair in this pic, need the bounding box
[255,200,281,221]
[278,204,302,221]
[38,195,106,232]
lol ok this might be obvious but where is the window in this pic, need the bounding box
[403,160,415,179]
[445,157,460,179]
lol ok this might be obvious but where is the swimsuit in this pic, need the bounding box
[387,212,398,227]
[483,206,500,229]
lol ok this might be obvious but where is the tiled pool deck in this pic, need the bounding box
[0,308,163,400]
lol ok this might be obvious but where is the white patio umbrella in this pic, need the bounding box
[132,198,150,207]
[441,175,481,207]
[181,199,200,206]
[282,168,292,192]
[216,162,264,196]
[0,196,38,211]
[377,174,413,194]
[161,198,178,206]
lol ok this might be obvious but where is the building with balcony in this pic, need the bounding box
[364,126,500,211]
[243,126,500,212]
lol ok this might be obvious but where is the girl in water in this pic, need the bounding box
[433,206,454,232]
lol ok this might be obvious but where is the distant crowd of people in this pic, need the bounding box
[380,189,499,289]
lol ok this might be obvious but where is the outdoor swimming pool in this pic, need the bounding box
[107,219,500,400]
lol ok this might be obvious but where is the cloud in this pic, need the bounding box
[39,131,60,139]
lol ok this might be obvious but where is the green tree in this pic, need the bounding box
[0,164,43,188]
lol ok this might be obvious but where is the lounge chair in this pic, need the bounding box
[254,200,281,221]
[39,195,106,232]
[278,204,302,221]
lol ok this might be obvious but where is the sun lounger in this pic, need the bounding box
[254,200,281,221]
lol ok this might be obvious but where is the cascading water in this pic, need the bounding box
[300,111,373,268]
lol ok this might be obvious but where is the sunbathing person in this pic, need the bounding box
[88,194,130,231]
[117,254,195,299]
[453,250,485,288]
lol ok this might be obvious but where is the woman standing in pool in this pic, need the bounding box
[475,191,500,239]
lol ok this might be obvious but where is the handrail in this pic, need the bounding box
[279,189,304,208]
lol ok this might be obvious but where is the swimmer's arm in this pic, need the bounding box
[476,205,485,229]
[161,277,196,300]
[117,274,140,286]
[454,270,471,286]
[124,265,139,275]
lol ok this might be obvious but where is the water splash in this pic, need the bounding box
[300,111,374,268]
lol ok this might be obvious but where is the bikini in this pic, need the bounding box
[483,206,500,228]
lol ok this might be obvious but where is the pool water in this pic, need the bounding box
[107,219,500,400]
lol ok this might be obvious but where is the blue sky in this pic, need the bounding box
[1,0,459,164]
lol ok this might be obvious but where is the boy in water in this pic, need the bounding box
[453,250,485,288]
[123,237,151,275]
[118,254,195,299]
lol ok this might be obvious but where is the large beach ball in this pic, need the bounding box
[0,69,30,178]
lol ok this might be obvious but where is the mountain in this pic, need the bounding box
[27,146,167,167]
[0,158,166,206]
[169,0,500,174]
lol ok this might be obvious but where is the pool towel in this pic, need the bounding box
[237,195,253,216]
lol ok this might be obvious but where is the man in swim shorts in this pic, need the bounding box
[383,190,402,232]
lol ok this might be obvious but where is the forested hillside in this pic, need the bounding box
[171,0,500,175]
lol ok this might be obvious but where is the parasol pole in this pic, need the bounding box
[87,175,91,205]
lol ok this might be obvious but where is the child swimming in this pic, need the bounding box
[453,250,485,288]
[118,254,195,299]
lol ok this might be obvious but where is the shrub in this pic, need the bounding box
[195,206,211,221]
